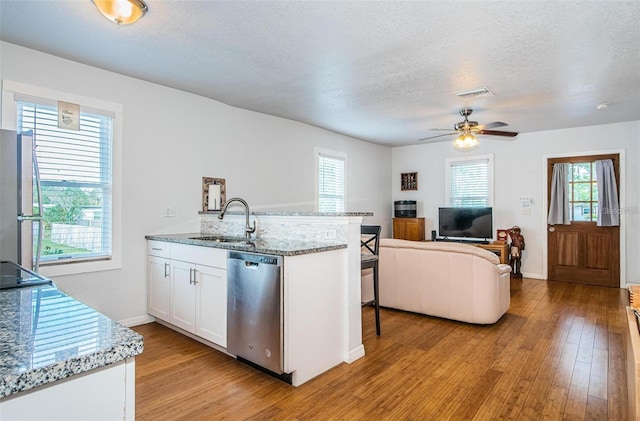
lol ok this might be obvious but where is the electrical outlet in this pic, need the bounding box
[164,207,176,217]
[325,229,337,239]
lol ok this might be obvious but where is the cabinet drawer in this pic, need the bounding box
[171,243,227,269]
[147,240,171,258]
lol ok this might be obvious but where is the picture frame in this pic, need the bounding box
[496,229,509,244]
[202,177,226,211]
[401,172,418,191]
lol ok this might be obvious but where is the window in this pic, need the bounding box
[568,162,598,222]
[2,80,122,276]
[316,149,346,212]
[17,99,113,264]
[446,155,494,207]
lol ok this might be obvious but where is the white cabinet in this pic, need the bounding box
[170,259,197,333]
[0,359,135,420]
[146,241,227,348]
[147,256,171,320]
[147,240,171,320]
[283,249,347,386]
[195,264,227,347]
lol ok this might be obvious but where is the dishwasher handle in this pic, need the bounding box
[228,251,282,267]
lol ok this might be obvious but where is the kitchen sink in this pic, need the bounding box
[188,236,247,243]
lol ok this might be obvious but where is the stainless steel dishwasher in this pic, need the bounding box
[227,251,284,375]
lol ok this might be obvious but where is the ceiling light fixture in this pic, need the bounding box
[92,0,148,25]
[452,131,480,151]
[596,102,609,111]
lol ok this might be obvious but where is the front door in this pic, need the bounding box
[547,154,620,287]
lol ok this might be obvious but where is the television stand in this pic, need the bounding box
[435,238,489,245]
[475,243,509,265]
[464,239,490,245]
[435,239,509,264]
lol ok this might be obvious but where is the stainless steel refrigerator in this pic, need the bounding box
[0,129,43,271]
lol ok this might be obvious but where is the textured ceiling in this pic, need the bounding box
[1,0,639,146]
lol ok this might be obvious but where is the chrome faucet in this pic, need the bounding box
[218,197,256,239]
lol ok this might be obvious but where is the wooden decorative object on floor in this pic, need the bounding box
[508,226,525,278]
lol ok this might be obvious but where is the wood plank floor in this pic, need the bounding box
[133,278,629,420]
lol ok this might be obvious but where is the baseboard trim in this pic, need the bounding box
[521,272,545,280]
[154,319,232,356]
[345,344,365,363]
[118,314,155,327]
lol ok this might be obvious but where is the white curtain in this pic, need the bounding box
[547,163,570,225]
[595,159,620,226]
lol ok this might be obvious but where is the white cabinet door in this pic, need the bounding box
[195,264,227,347]
[170,260,196,333]
[147,241,228,346]
[147,255,171,320]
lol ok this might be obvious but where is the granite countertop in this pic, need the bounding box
[0,285,143,399]
[145,233,347,256]
[198,210,373,217]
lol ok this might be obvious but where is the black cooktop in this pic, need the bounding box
[0,261,52,289]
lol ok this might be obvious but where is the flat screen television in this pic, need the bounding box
[438,207,493,241]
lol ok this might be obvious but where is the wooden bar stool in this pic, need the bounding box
[361,225,381,336]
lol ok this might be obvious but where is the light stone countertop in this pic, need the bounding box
[145,233,347,256]
[198,211,373,217]
[0,285,143,398]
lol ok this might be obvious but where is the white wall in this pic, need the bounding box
[392,120,640,285]
[0,42,392,321]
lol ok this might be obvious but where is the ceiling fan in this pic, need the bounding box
[419,108,518,150]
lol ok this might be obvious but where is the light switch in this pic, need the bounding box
[519,196,533,215]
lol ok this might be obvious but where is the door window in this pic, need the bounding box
[568,162,598,222]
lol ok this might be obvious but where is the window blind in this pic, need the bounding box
[449,158,490,207]
[17,101,113,264]
[318,153,345,212]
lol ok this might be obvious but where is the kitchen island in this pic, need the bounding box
[146,232,348,386]
[146,210,372,386]
[0,285,143,420]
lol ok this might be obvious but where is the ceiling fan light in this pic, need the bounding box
[92,0,148,25]
[453,132,480,151]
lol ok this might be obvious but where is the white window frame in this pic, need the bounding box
[2,80,122,276]
[445,154,494,207]
[314,148,347,212]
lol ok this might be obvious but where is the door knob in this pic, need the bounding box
[548,226,555,232]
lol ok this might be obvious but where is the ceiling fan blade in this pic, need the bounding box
[477,129,518,138]
[418,132,458,141]
[479,121,508,130]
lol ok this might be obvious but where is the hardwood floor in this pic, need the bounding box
[133,278,629,420]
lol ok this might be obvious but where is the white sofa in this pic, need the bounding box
[369,238,512,324]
